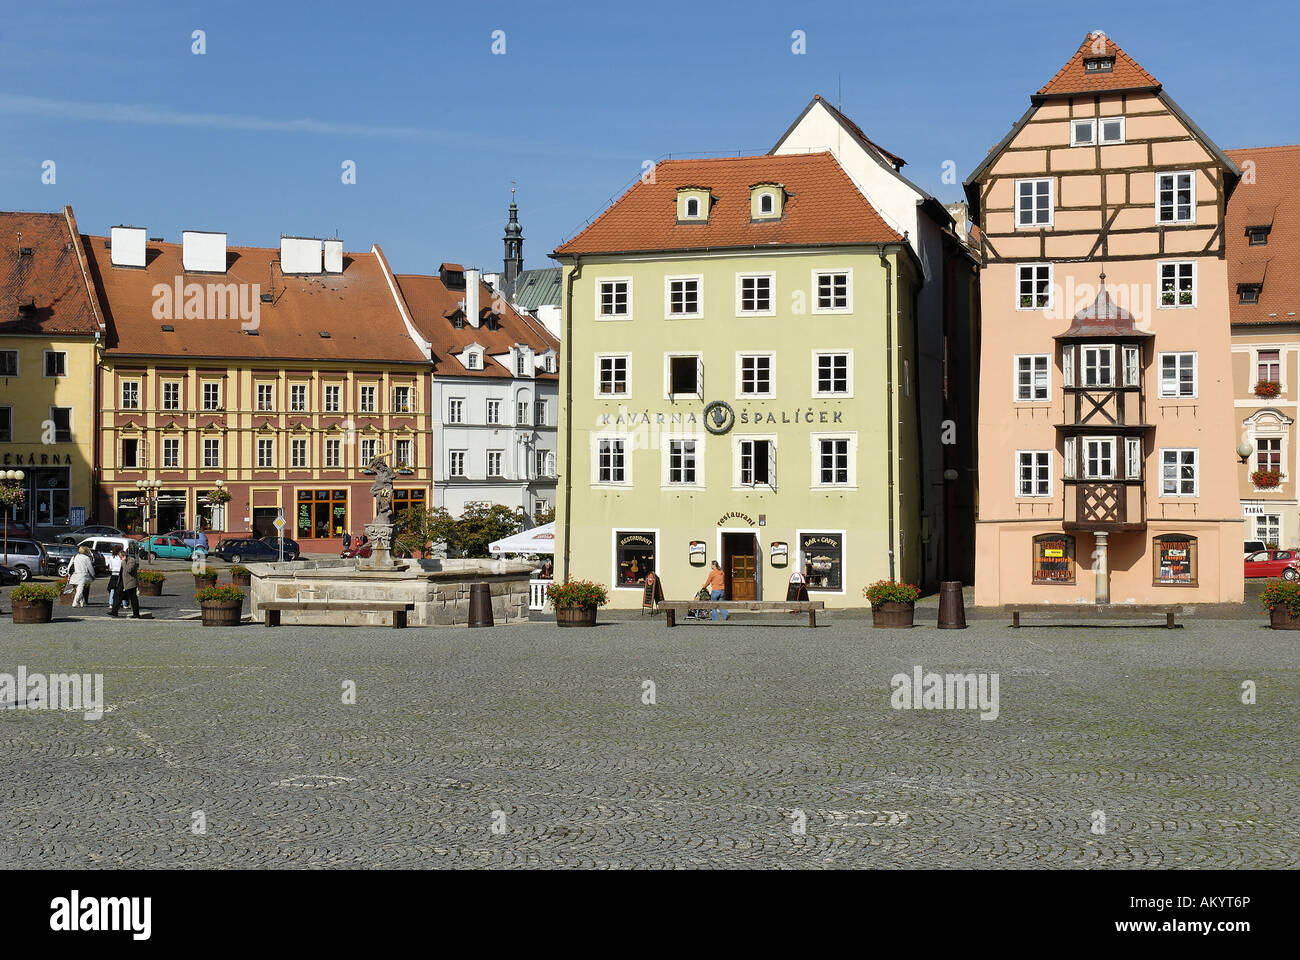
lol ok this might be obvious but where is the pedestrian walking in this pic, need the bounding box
[106,546,124,613]
[111,549,142,618]
[342,531,352,556]
[69,546,95,607]
[702,560,728,621]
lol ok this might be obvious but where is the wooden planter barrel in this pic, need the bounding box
[555,605,598,628]
[199,599,243,627]
[872,601,916,628]
[1269,606,1300,630]
[138,581,163,597]
[12,599,54,624]
[231,574,251,587]
[194,573,218,589]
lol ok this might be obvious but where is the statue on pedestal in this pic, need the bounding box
[367,451,397,525]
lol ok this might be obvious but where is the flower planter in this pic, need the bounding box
[199,599,243,627]
[11,598,54,624]
[138,581,163,597]
[871,601,915,628]
[1269,606,1300,630]
[194,573,218,589]
[555,605,598,628]
[231,574,251,587]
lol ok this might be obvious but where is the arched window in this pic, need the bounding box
[685,197,699,218]
[760,192,774,214]
[1032,533,1075,584]
[1153,534,1197,585]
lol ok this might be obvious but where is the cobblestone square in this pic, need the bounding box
[0,612,1295,868]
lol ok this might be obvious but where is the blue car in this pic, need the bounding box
[211,538,279,564]
[140,534,195,561]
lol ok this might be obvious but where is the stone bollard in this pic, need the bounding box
[937,581,967,629]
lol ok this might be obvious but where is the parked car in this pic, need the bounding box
[1244,549,1300,580]
[0,538,47,581]
[0,564,23,585]
[56,550,109,579]
[258,536,300,561]
[1244,540,1267,557]
[42,542,78,576]
[139,534,195,561]
[78,536,140,564]
[0,519,33,537]
[57,524,124,545]
[211,538,279,564]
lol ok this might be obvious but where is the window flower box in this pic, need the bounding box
[1254,380,1281,399]
[1251,469,1283,489]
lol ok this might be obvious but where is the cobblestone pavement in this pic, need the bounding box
[0,613,1296,868]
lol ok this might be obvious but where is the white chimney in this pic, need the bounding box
[323,239,343,273]
[182,230,227,273]
[109,226,147,268]
[280,236,322,274]
[465,267,481,328]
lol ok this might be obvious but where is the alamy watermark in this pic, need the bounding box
[152,276,260,330]
[890,666,999,720]
[0,668,104,720]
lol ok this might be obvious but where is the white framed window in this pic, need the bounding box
[1071,118,1096,146]
[596,354,630,397]
[812,270,852,313]
[120,380,140,409]
[597,278,631,319]
[487,450,504,477]
[290,384,307,412]
[1160,448,1199,496]
[359,438,378,462]
[258,438,275,468]
[737,352,774,397]
[465,352,481,371]
[1125,437,1143,479]
[665,275,702,318]
[1064,436,1076,479]
[534,400,547,427]
[120,438,140,469]
[1015,178,1053,228]
[162,381,181,410]
[535,449,550,477]
[1100,116,1125,144]
[811,433,857,488]
[1256,436,1282,475]
[325,438,341,468]
[203,437,221,468]
[665,353,703,400]
[43,350,67,378]
[448,450,467,477]
[1015,354,1050,401]
[256,383,274,411]
[664,438,700,487]
[1017,263,1053,309]
[324,384,341,412]
[162,437,180,468]
[202,381,221,410]
[359,385,377,412]
[1015,450,1051,497]
[1082,345,1114,387]
[1156,171,1195,224]
[515,351,532,377]
[1158,261,1196,308]
[395,439,411,469]
[735,436,776,489]
[290,438,307,468]
[448,398,464,423]
[736,273,774,315]
[1062,345,1075,387]
[1256,514,1281,547]
[813,351,852,396]
[486,399,502,424]
[517,399,531,426]
[1083,437,1116,480]
[1122,344,1141,387]
[685,197,700,218]
[1159,352,1197,397]
[594,436,629,486]
[392,385,412,413]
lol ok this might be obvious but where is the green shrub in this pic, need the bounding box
[546,579,609,609]
[862,579,922,608]
[137,569,166,584]
[11,583,62,603]
[195,584,245,603]
[228,565,251,577]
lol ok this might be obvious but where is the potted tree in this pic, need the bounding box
[11,582,61,623]
[228,565,252,587]
[1260,578,1300,629]
[863,579,922,628]
[546,579,609,627]
[195,583,245,626]
[137,569,166,596]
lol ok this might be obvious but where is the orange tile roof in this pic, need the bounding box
[83,235,428,363]
[394,273,559,380]
[1036,32,1159,97]
[553,152,901,256]
[0,208,103,337]
[1226,145,1300,325]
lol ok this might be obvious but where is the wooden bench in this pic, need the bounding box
[658,600,826,628]
[1007,604,1183,629]
[261,600,415,628]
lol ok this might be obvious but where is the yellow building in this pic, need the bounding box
[0,207,104,537]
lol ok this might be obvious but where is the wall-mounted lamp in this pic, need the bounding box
[1237,441,1254,465]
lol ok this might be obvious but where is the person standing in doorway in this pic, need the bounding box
[111,548,141,618]
[702,560,728,621]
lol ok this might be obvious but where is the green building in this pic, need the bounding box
[552,152,923,608]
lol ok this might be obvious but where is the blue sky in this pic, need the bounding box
[1,0,1294,275]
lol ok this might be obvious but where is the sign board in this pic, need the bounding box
[273,516,286,531]
[69,506,86,528]
[770,541,788,566]
[688,540,706,564]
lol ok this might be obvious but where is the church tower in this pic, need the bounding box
[503,184,524,286]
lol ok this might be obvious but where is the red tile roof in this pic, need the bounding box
[0,207,103,337]
[394,273,559,380]
[553,152,901,256]
[82,235,429,363]
[1226,145,1300,325]
[1037,32,1159,97]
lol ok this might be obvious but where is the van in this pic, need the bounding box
[0,538,47,581]
[79,536,140,562]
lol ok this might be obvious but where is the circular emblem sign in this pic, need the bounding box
[702,400,736,435]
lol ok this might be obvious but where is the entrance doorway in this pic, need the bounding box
[252,508,279,539]
[722,532,758,601]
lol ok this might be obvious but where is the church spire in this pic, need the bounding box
[504,181,524,286]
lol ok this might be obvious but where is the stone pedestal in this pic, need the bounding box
[357,522,399,571]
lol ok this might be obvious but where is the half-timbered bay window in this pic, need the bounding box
[1083,437,1115,480]
[1082,345,1114,387]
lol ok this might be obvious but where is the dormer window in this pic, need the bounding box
[1084,56,1114,73]
[452,315,465,329]
[750,183,785,220]
[1248,227,1270,246]
[1239,284,1262,304]
[676,187,712,222]
[685,197,700,218]
[760,194,773,214]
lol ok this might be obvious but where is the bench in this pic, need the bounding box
[658,600,826,628]
[1007,604,1183,629]
[260,600,415,628]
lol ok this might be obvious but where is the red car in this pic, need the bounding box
[1244,549,1300,580]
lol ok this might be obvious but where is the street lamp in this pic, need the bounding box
[2,469,25,566]
[1237,441,1255,465]
[135,478,162,534]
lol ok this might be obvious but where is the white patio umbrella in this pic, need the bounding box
[488,521,556,555]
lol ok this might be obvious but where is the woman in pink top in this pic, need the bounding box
[702,561,728,621]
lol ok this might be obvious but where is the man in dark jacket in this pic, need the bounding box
[111,549,142,618]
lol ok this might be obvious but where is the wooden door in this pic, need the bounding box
[725,534,758,600]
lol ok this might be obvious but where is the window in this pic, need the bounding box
[1032,534,1076,584]
[1126,437,1143,479]
[1239,284,1261,304]
[1160,449,1198,496]
[813,271,850,312]
[667,439,697,485]
[1016,179,1053,227]
[597,438,626,484]
[359,385,377,412]
[1100,116,1125,144]
[1156,171,1195,224]
[1256,514,1281,548]
[325,438,341,468]
[452,316,465,329]
[120,381,140,409]
[685,197,700,218]
[487,450,504,477]
[466,352,481,370]
[1257,437,1281,474]
[203,438,221,468]
[615,531,656,587]
[44,351,67,378]
[799,532,843,592]
[667,276,701,317]
[544,355,554,373]
[599,279,630,318]
[738,354,773,396]
[486,399,502,424]
[296,489,347,540]
[120,438,140,469]
[324,385,341,412]
[1083,437,1115,479]
[448,398,464,423]
[1017,264,1052,309]
[1159,261,1195,307]
[202,382,221,410]
[759,193,774,214]
[1071,118,1096,146]
[1016,451,1051,497]
[392,386,412,413]
[814,352,851,395]
[1084,56,1114,72]
[1159,353,1197,397]
[360,438,378,462]
[0,406,11,443]
[1154,534,1198,585]
[535,449,550,476]
[1122,344,1140,387]
[393,488,426,518]
[449,451,467,477]
[1258,350,1281,383]
[1082,345,1114,387]
[161,381,181,410]
[515,353,530,377]
[1249,228,1269,246]
[598,355,629,396]
[534,400,547,427]
[162,438,180,468]
[818,438,850,485]
[50,407,71,443]
[737,274,773,314]
[291,438,307,468]
[518,400,531,426]
[0,350,16,377]
[738,438,774,487]
[258,438,275,468]
[256,383,274,411]
[1015,355,1050,401]
[668,355,701,398]
[290,384,307,412]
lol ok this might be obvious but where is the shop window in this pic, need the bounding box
[297,489,347,540]
[1032,534,1075,584]
[800,532,843,591]
[393,488,426,518]
[615,531,656,587]
[1154,534,1198,585]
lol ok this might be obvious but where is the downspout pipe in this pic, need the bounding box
[561,256,582,581]
[879,248,896,581]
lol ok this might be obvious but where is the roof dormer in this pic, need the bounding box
[676,186,713,223]
[537,348,557,374]
[460,342,485,371]
[513,344,534,379]
[750,183,786,220]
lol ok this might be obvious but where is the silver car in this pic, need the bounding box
[0,538,47,581]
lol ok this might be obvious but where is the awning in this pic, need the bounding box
[488,521,556,555]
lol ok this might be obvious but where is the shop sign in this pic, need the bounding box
[2,452,72,466]
[717,511,755,527]
[770,541,788,566]
[688,540,706,564]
